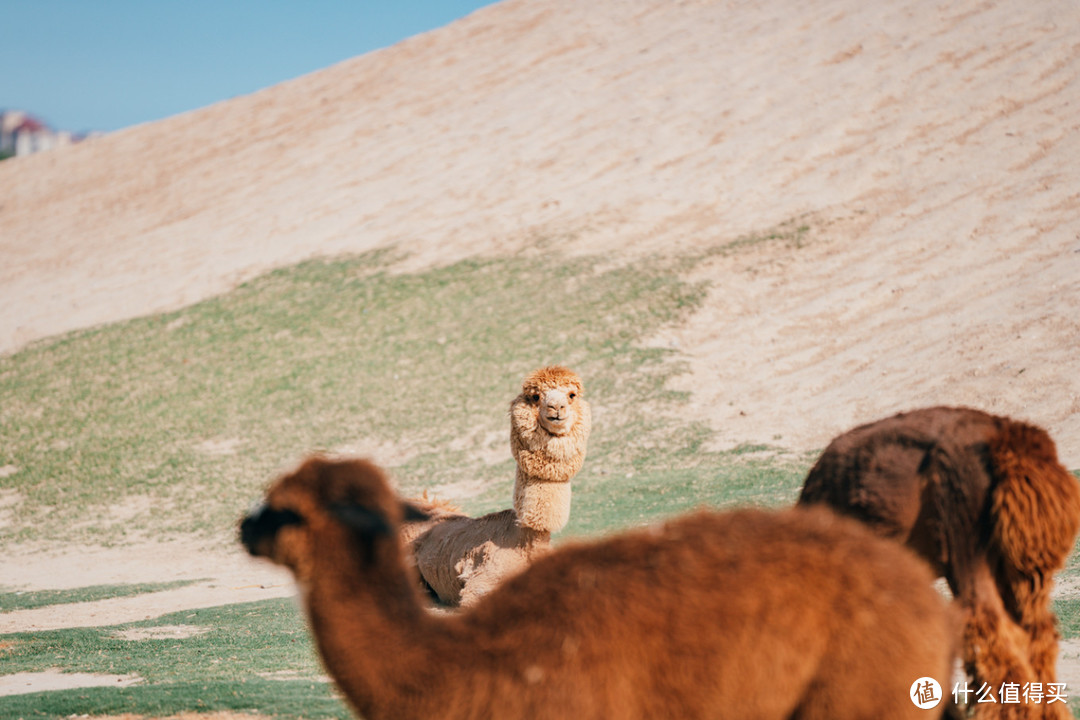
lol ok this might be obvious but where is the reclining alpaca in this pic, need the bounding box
[241,455,955,720]
[406,365,590,606]
[798,406,1080,720]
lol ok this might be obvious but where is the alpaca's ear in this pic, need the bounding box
[402,502,431,522]
[330,503,392,537]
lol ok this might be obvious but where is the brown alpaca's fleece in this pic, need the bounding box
[242,456,954,720]
[798,406,1080,720]
[403,365,590,606]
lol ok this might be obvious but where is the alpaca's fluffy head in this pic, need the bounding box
[240,456,427,582]
[512,365,587,438]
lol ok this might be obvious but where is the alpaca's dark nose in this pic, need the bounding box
[239,508,264,554]
[240,504,302,556]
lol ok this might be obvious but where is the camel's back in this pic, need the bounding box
[798,406,1002,532]
[463,507,953,720]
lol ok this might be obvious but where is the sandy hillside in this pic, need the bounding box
[2,0,1079,463]
[1,0,1080,659]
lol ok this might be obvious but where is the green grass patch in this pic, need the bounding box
[0,244,768,548]
[1054,596,1080,641]
[702,216,813,256]
[564,446,811,538]
[0,597,350,719]
[0,599,320,682]
[0,679,349,720]
[0,580,200,613]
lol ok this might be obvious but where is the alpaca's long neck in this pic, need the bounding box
[513,468,574,533]
[512,433,585,533]
[303,536,461,720]
[511,413,589,533]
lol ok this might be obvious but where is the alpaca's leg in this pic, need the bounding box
[1005,576,1057,678]
[958,562,1038,720]
[1003,575,1071,720]
[962,603,1038,720]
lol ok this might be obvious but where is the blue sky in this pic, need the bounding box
[1,1,499,134]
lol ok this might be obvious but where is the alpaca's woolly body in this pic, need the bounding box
[398,491,463,547]
[243,456,955,720]
[799,406,1080,720]
[411,509,549,606]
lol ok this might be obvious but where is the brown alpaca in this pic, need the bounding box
[798,406,1080,720]
[241,455,955,720]
[406,365,590,606]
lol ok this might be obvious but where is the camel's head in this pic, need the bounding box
[240,455,428,582]
[512,365,586,437]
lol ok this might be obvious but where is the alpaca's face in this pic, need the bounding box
[512,366,587,441]
[241,494,315,581]
[240,456,420,583]
[519,379,583,437]
[534,384,579,436]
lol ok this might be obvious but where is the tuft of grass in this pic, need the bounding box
[701,216,813,257]
[1054,596,1080,641]
[0,580,201,613]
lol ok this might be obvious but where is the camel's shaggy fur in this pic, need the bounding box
[242,455,955,720]
[798,406,1080,720]
[405,365,590,606]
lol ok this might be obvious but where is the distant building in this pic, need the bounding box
[1,110,83,158]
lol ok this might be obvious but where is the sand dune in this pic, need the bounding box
[2,0,1078,464]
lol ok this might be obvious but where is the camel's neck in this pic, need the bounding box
[303,539,457,720]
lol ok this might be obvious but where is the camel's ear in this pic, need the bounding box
[402,502,431,522]
[330,503,392,537]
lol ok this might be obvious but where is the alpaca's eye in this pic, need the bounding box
[531,394,540,403]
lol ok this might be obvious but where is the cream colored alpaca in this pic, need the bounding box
[397,491,463,546]
[510,365,591,532]
[407,365,590,606]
